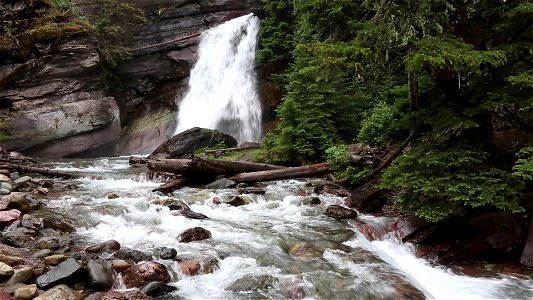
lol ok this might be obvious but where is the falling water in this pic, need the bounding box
[175,14,262,143]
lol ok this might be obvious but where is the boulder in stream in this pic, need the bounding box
[121,262,170,288]
[226,274,278,292]
[36,258,85,289]
[113,248,152,263]
[141,281,178,297]
[153,247,177,260]
[178,227,212,243]
[325,205,358,220]
[86,259,115,290]
[148,127,238,159]
[0,193,32,213]
[85,240,121,253]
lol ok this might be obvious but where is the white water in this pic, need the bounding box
[175,14,262,143]
[47,158,533,299]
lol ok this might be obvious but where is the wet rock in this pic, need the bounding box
[85,240,121,253]
[111,259,131,273]
[105,192,120,199]
[35,188,49,195]
[0,189,10,196]
[2,231,34,248]
[0,254,24,266]
[205,178,236,189]
[122,262,170,288]
[224,195,251,207]
[34,284,79,300]
[43,254,68,266]
[179,260,200,276]
[153,247,177,260]
[0,174,10,182]
[199,257,220,274]
[0,261,15,279]
[36,236,71,250]
[86,259,114,290]
[14,284,38,300]
[226,274,278,292]
[152,198,190,211]
[520,215,533,267]
[21,214,43,230]
[113,248,151,263]
[13,177,31,185]
[141,281,178,297]
[148,127,238,159]
[171,210,208,219]
[0,209,22,228]
[178,227,212,243]
[302,196,321,206]
[0,182,13,192]
[6,267,33,284]
[42,216,76,233]
[0,193,31,213]
[386,215,431,242]
[88,290,152,300]
[288,242,322,258]
[31,249,54,259]
[325,205,358,220]
[36,258,85,289]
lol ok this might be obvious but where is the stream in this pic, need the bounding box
[42,157,533,300]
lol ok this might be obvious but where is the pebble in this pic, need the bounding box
[43,254,67,266]
[14,284,38,300]
[14,176,31,185]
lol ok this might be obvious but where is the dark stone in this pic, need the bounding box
[21,214,43,230]
[520,215,533,267]
[224,195,250,207]
[36,258,85,289]
[226,274,278,292]
[152,198,190,211]
[325,205,358,220]
[1,231,34,248]
[302,197,321,206]
[0,193,32,213]
[153,247,177,260]
[148,127,238,159]
[113,248,152,263]
[344,182,387,213]
[85,240,121,253]
[86,259,115,290]
[36,236,72,250]
[122,262,170,288]
[42,216,76,233]
[171,210,208,219]
[178,227,212,243]
[141,281,178,297]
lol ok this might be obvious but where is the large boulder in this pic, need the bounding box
[121,262,170,288]
[148,127,237,159]
[86,259,115,290]
[178,227,212,243]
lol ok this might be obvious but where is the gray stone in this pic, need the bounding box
[205,178,236,189]
[153,247,177,260]
[34,284,79,300]
[113,248,151,263]
[6,267,33,284]
[226,274,278,292]
[31,249,54,258]
[14,284,38,300]
[0,188,10,195]
[0,261,14,279]
[302,197,321,206]
[85,240,121,253]
[0,174,10,182]
[0,182,13,192]
[13,176,31,185]
[36,258,85,289]
[86,259,114,290]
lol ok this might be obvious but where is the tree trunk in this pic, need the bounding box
[148,157,286,176]
[229,163,331,183]
[204,145,260,155]
[153,178,190,193]
[0,163,80,179]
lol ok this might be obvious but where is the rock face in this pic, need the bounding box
[1,0,263,157]
[148,127,238,159]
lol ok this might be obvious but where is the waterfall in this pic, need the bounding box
[174,14,262,143]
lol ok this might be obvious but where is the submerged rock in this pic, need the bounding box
[153,247,177,260]
[36,258,85,289]
[325,205,358,220]
[121,262,170,288]
[179,260,201,276]
[141,281,178,297]
[226,274,278,292]
[224,195,251,207]
[302,197,321,206]
[178,227,212,243]
[152,198,190,211]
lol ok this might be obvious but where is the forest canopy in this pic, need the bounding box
[258,0,533,221]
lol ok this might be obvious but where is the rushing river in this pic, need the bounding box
[41,157,533,300]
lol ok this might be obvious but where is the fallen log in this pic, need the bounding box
[205,145,260,155]
[237,187,266,194]
[229,162,331,183]
[153,178,190,193]
[0,163,80,179]
[148,157,286,176]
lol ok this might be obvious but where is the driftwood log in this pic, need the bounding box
[229,163,331,183]
[204,145,260,155]
[0,163,80,179]
[147,157,286,176]
[153,178,190,193]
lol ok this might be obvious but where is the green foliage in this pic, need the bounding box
[513,147,533,181]
[325,145,369,183]
[358,102,395,146]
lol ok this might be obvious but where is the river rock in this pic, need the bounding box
[0,189,10,196]
[520,215,533,267]
[171,209,208,219]
[153,247,177,260]
[140,281,178,297]
[36,236,72,250]
[0,193,32,214]
[86,291,152,300]
[0,170,9,177]
[14,284,38,300]
[1,231,34,248]
[105,192,120,199]
[111,259,131,273]
[152,198,190,211]
[42,216,76,233]
[178,227,212,243]
[0,261,15,279]
[179,260,201,276]
[36,258,85,289]
[226,274,278,292]
[6,267,33,284]
[121,262,170,288]
[34,284,79,300]
[205,178,236,189]
[224,195,251,207]
[345,182,387,213]
[43,254,68,266]
[302,196,321,205]
[13,177,31,185]
[0,182,13,192]
[148,127,238,159]
[0,209,22,228]
[86,259,114,290]
[21,214,43,230]
[85,240,121,253]
[325,205,358,220]
[0,290,13,300]
[0,254,24,266]
[0,175,10,182]
[113,248,151,263]
[31,249,54,259]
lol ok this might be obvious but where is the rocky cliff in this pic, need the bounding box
[0,0,263,157]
